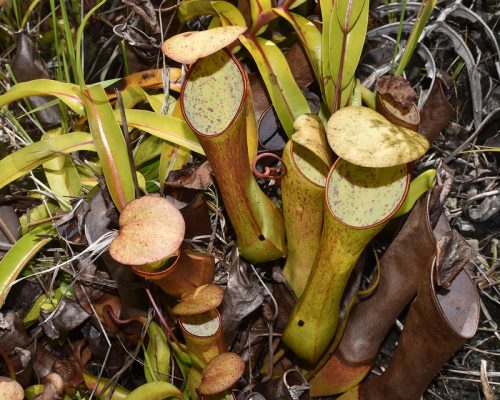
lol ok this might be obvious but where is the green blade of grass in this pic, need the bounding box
[83,84,136,211]
[0,223,55,308]
[395,0,437,76]
[0,132,94,189]
[75,0,107,87]
[58,0,78,83]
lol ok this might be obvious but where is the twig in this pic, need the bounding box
[481,360,497,400]
[145,287,186,351]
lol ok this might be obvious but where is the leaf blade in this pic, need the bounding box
[83,85,136,211]
[0,132,95,190]
[0,223,54,308]
[0,79,85,115]
[239,35,310,136]
[273,9,322,88]
[328,0,369,111]
[116,109,204,155]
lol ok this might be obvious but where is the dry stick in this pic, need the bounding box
[0,217,17,244]
[249,263,278,382]
[145,287,186,351]
[479,298,500,342]
[0,347,15,380]
[156,0,188,12]
[445,109,500,162]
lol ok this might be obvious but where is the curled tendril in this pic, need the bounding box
[252,152,286,181]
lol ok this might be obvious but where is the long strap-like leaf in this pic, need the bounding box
[0,132,94,190]
[240,35,310,136]
[0,223,54,308]
[0,79,85,115]
[274,9,322,91]
[327,0,369,111]
[83,85,136,211]
[125,382,183,400]
[321,0,335,111]
[115,109,204,155]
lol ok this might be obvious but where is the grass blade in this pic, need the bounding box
[396,0,437,76]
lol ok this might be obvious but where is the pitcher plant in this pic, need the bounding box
[180,49,286,263]
[283,160,411,364]
[281,115,333,297]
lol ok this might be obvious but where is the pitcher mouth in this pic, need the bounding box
[179,309,222,339]
[180,48,248,139]
[130,250,180,279]
[431,259,480,340]
[325,158,411,230]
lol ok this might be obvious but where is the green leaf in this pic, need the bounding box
[24,384,45,400]
[273,9,322,87]
[83,84,136,211]
[42,130,82,210]
[249,0,273,35]
[320,0,335,111]
[116,109,204,155]
[328,0,369,111]
[144,321,170,382]
[0,132,94,190]
[23,286,66,328]
[0,79,85,115]
[119,85,149,110]
[239,35,310,136]
[83,372,130,400]
[134,135,164,167]
[19,202,60,235]
[394,169,436,218]
[125,382,183,400]
[170,341,192,392]
[0,223,54,308]
[159,144,191,192]
[178,0,216,25]
[211,0,247,26]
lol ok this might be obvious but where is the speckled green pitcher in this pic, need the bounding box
[283,159,410,364]
[181,50,286,263]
